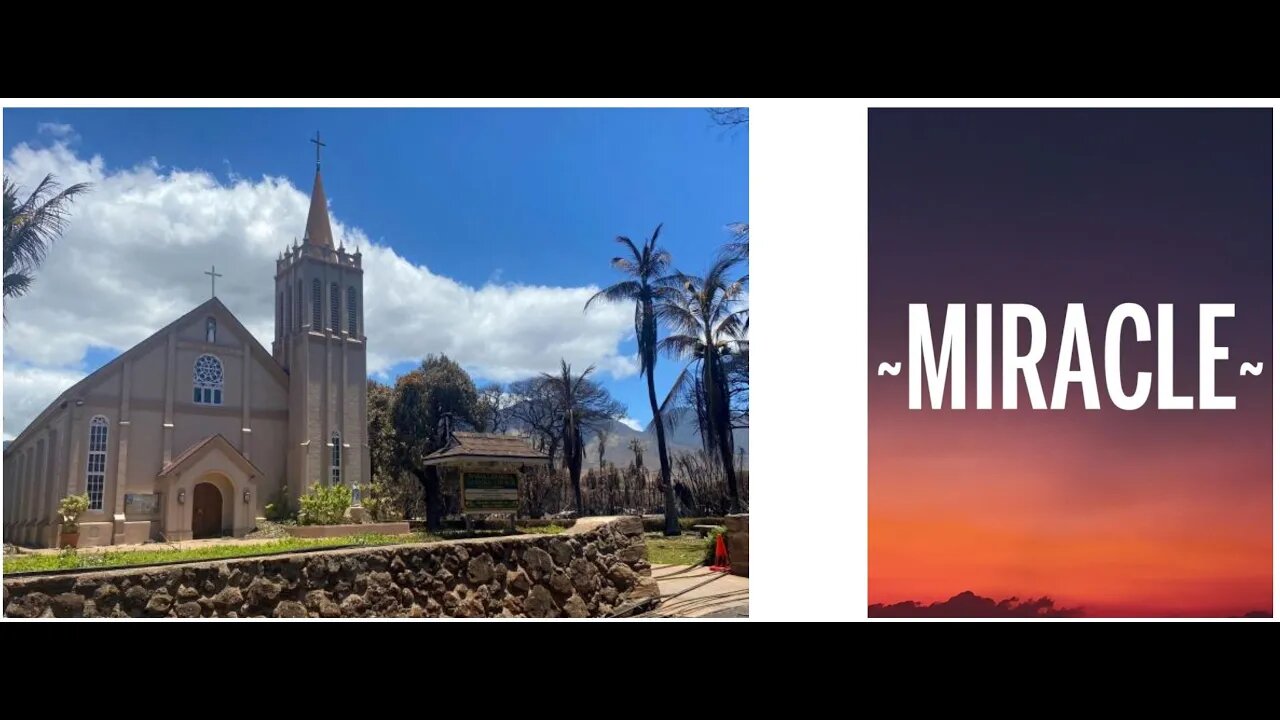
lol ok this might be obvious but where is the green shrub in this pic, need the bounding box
[58,494,91,532]
[363,482,402,521]
[263,483,292,521]
[297,483,352,525]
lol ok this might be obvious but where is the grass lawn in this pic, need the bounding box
[646,533,710,566]
[2,532,438,574]
[518,524,567,535]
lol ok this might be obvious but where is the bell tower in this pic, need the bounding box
[272,133,369,499]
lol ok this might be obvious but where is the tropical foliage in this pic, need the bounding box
[3,174,91,320]
[58,493,90,533]
[390,354,479,531]
[297,483,354,525]
[538,360,624,514]
[585,224,681,535]
[355,221,749,525]
[657,251,748,512]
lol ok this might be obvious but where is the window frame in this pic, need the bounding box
[347,286,357,335]
[311,279,322,329]
[86,415,109,511]
[330,431,342,485]
[329,282,340,332]
[193,353,225,406]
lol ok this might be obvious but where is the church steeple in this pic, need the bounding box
[303,131,334,248]
[303,167,335,248]
[272,134,367,499]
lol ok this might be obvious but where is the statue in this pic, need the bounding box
[345,483,367,524]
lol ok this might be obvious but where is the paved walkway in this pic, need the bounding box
[646,563,749,618]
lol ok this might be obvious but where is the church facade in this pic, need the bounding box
[3,159,368,548]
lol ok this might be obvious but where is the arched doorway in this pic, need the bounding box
[192,482,223,539]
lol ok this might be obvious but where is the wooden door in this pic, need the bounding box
[192,483,223,539]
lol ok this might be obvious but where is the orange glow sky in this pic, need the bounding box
[869,110,1272,617]
[869,407,1272,616]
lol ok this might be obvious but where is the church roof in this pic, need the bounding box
[160,433,266,479]
[4,297,289,453]
[303,168,335,248]
[423,431,548,465]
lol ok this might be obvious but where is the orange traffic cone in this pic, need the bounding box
[710,533,730,572]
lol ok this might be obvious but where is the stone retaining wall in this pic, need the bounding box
[4,516,654,618]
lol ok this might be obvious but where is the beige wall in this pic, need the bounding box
[3,302,292,548]
[129,341,167,401]
[278,246,368,501]
[4,399,70,546]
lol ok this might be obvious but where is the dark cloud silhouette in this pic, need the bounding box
[870,591,1084,618]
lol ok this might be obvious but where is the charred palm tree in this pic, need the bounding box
[657,255,747,513]
[584,224,681,534]
[540,360,624,515]
[596,426,610,470]
[628,437,645,472]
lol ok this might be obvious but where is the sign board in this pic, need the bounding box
[461,472,519,514]
[125,493,160,516]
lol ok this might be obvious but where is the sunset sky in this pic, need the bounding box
[869,109,1272,617]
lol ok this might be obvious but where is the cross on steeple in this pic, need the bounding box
[204,265,223,298]
[310,131,326,168]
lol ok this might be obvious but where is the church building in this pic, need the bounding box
[3,149,369,547]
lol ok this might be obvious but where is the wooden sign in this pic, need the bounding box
[461,472,519,514]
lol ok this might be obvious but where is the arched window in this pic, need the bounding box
[329,282,340,331]
[330,431,342,484]
[193,354,224,405]
[206,317,217,344]
[311,279,322,329]
[86,416,108,511]
[347,286,357,334]
[277,292,284,338]
[296,280,303,331]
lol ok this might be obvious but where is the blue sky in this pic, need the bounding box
[2,107,748,431]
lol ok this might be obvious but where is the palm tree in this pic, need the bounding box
[723,222,749,265]
[585,224,682,535]
[657,255,747,513]
[628,437,645,472]
[595,426,610,470]
[3,174,91,320]
[540,360,623,515]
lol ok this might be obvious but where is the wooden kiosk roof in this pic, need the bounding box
[422,431,548,466]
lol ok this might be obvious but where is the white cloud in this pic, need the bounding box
[2,366,88,439]
[2,140,637,439]
[618,417,645,432]
[37,122,76,140]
